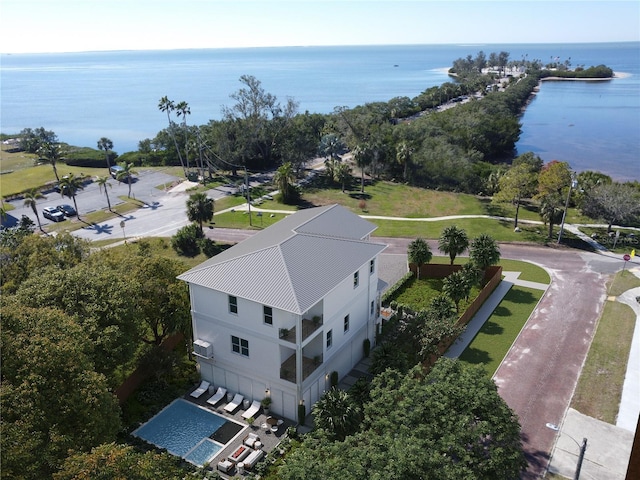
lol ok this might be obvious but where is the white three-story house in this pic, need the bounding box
[178,204,387,421]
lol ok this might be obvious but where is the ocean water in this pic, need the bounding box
[1,43,639,180]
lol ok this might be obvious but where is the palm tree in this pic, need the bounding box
[538,195,563,239]
[97,137,114,169]
[23,188,45,231]
[311,388,361,441]
[407,237,432,280]
[469,234,501,280]
[396,141,413,182]
[273,162,296,203]
[95,175,113,211]
[38,142,62,183]
[443,270,470,312]
[57,173,84,217]
[438,225,469,265]
[186,192,214,235]
[318,133,344,162]
[116,163,137,198]
[158,96,187,176]
[175,101,191,172]
[333,161,352,192]
[352,143,372,194]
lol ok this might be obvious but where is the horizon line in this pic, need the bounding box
[2,40,639,56]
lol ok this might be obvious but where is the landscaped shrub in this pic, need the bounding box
[171,223,202,256]
[330,371,338,388]
[381,271,414,306]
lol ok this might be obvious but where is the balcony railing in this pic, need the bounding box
[280,353,324,382]
[279,316,323,344]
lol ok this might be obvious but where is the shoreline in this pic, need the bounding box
[541,71,630,81]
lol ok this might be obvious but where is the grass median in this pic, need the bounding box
[458,285,545,377]
[570,270,640,424]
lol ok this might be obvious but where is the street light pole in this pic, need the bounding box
[558,175,577,244]
[546,422,588,480]
[574,437,588,480]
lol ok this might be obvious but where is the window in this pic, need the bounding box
[229,295,238,314]
[231,335,249,356]
[263,305,273,325]
[344,314,350,332]
[370,259,375,274]
[353,271,359,288]
[326,329,333,349]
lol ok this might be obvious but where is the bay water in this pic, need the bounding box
[1,43,638,180]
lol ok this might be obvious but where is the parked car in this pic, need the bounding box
[56,204,77,217]
[43,206,65,222]
[110,165,127,180]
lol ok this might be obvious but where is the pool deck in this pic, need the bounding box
[184,388,293,477]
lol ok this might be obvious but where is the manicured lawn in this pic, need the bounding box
[458,286,544,377]
[498,259,551,284]
[302,180,542,222]
[571,299,635,424]
[369,217,548,242]
[393,275,482,313]
[607,269,640,296]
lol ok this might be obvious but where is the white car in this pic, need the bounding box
[43,206,65,222]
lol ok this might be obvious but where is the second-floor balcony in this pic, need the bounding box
[279,316,323,344]
[280,352,324,383]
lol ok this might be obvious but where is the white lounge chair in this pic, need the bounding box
[224,393,244,413]
[190,380,210,398]
[206,387,227,406]
[241,400,261,419]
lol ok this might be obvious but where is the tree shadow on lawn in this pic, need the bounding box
[480,319,505,335]
[503,288,538,305]
[459,347,493,366]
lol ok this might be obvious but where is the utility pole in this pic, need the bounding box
[245,169,252,226]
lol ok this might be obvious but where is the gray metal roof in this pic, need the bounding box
[178,204,387,314]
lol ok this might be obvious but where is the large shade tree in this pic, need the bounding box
[54,443,186,480]
[222,75,298,169]
[582,182,640,233]
[493,158,539,228]
[535,161,572,239]
[278,360,527,480]
[13,262,142,378]
[131,257,191,345]
[1,302,121,479]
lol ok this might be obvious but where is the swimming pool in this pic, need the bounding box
[133,399,233,466]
